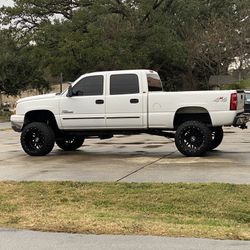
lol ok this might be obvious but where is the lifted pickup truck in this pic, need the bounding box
[11,69,248,157]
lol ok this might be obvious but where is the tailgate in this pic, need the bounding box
[236,90,245,110]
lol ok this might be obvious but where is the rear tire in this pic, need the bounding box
[56,136,84,151]
[209,127,223,150]
[175,121,212,157]
[21,122,55,156]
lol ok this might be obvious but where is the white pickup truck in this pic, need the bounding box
[11,69,248,157]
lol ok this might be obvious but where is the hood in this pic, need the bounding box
[17,93,58,104]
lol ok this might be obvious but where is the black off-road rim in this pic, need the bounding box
[175,121,212,156]
[63,137,78,146]
[56,136,84,151]
[24,128,45,152]
[180,127,205,150]
[210,127,223,150]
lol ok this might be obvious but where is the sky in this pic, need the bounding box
[0,0,14,7]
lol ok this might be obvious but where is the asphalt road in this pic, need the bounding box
[1,123,250,184]
[0,228,249,250]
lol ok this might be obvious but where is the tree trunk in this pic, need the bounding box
[0,92,2,109]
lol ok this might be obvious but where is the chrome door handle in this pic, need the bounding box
[96,99,104,104]
[130,98,139,104]
[62,110,74,114]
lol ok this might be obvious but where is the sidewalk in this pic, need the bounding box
[0,228,249,250]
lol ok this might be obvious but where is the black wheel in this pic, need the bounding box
[21,122,55,156]
[175,121,212,157]
[56,136,84,151]
[209,127,223,150]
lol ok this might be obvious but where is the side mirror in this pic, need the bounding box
[67,85,73,97]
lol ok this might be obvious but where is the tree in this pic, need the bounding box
[0,30,49,95]
[169,0,250,89]
[0,0,249,93]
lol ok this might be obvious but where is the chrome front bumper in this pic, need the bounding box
[10,115,24,132]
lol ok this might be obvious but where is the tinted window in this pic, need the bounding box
[72,75,103,96]
[147,73,163,91]
[110,74,139,95]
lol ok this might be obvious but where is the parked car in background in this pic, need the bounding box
[244,91,250,113]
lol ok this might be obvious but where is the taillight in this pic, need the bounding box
[230,93,237,110]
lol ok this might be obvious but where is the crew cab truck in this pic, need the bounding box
[11,69,248,157]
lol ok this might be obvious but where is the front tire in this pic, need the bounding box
[21,122,55,156]
[175,121,212,157]
[56,136,84,151]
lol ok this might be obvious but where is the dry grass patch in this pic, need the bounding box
[0,182,249,240]
[0,115,9,122]
[0,128,10,131]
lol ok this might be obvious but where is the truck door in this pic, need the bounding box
[60,74,106,129]
[105,72,144,128]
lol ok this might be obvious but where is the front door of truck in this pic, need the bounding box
[60,74,106,129]
[105,73,144,128]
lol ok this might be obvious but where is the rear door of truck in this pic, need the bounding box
[105,71,144,128]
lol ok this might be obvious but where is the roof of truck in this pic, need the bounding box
[84,69,157,75]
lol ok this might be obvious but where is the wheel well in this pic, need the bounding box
[24,110,59,132]
[174,107,212,129]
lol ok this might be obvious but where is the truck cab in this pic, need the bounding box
[60,70,159,130]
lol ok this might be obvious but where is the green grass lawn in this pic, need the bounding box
[0,182,249,240]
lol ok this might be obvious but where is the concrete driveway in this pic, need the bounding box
[0,124,250,184]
